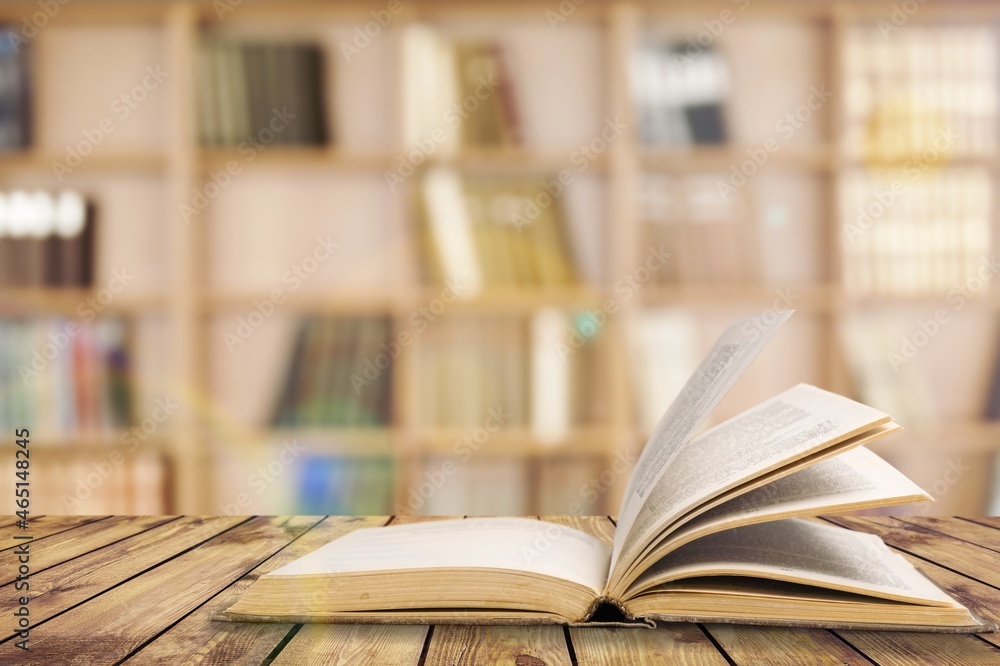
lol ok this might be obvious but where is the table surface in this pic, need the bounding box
[1,515,999,665]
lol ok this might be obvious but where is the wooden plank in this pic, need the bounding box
[963,516,1000,531]
[424,625,572,666]
[897,516,1000,554]
[131,516,394,665]
[819,517,1000,664]
[573,624,730,666]
[0,515,107,551]
[867,532,1000,651]
[0,515,175,584]
[0,516,246,637]
[703,625,870,666]
[0,516,320,663]
[273,624,427,666]
[825,516,1000,588]
[558,516,730,666]
[835,630,1000,666]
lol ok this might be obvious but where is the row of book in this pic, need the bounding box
[0,318,132,437]
[415,311,605,434]
[271,317,392,427]
[839,168,992,295]
[0,30,30,150]
[843,26,997,161]
[410,455,605,515]
[632,41,729,146]
[638,173,759,285]
[297,455,394,515]
[403,26,520,151]
[197,39,328,147]
[421,170,578,291]
[0,190,93,287]
[17,451,167,514]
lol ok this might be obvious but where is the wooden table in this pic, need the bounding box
[1,515,999,664]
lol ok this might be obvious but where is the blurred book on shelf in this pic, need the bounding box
[839,168,992,295]
[298,454,393,515]
[0,28,31,150]
[271,316,392,428]
[628,309,698,433]
[843,25,997,162]
[839,315,936,428]
[414,312,604,432]
[988,455,1000,516]
[0,190,93,287]
[414,456,528,516]
[632,40,729,146]
[0,318,132,438]
[29,451,167,514]
[420,169,578,293]
[536,455,603,515]
[197,38,328,147]
[403,25,520,152]
[639,173,758,284]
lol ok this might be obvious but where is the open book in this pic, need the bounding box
[221,311,991,632]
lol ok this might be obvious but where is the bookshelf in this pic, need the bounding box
[3,0,999,516]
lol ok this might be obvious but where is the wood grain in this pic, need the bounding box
[0,516,245,639]
[273,624,428,666]
[130,516,391,665]
[0,515,107,551]
[703,625,869,666]
[0,516,320,663]
[897,516,1000,553]
[826,516,1000,588]
[0,515,174,584]
[572,625,730,666]
[424,624,572,666]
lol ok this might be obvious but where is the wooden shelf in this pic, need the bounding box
[3,434,173,451]
[640,144,834,173]
[199,147,391,172]
[427,148,609,174]
[202,290,399,315]
[405,427,615,457]
[639,283,839,313]
[0,289,169,315]
[0,150,165,175]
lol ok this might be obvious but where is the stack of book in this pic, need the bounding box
[403,25,520,151]
[271,316,392,428]
[639,173,758,284]
[632,40,729,146]
[839,168,991,295]
[0,29,30,150]
[0,318,132,438]
[297,454,394,515]
[197,38,328,146]
[30,451,167,514]
[0,190,93,287]
[843,26,997,161]
[420,170,578,293]
[414,311,603,435]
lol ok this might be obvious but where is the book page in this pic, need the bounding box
[630,519,958,607]
[613,384,890,582]
[612,310,793,571]
[267,518,610,594]
[644,447,929,564]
